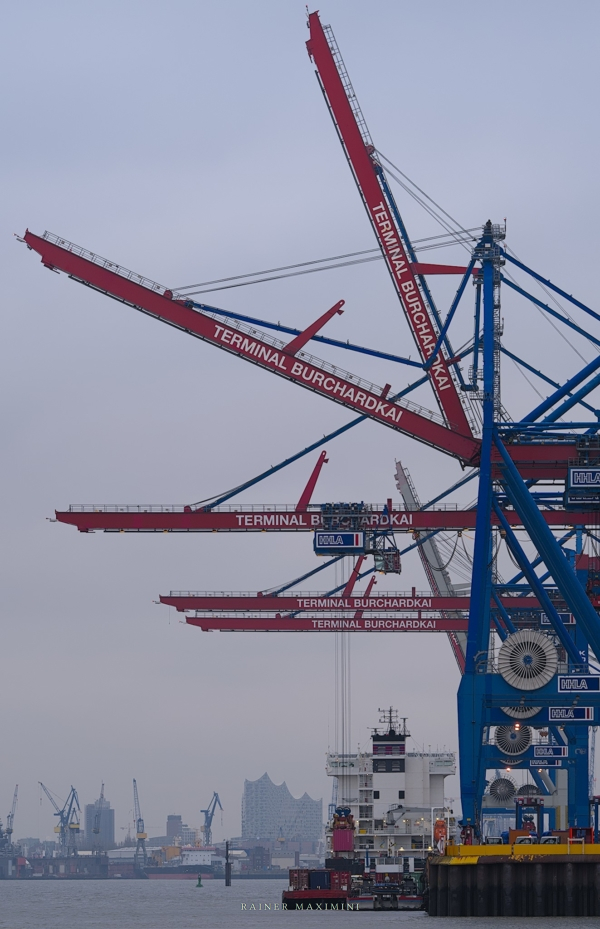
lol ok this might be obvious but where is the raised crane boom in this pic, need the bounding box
[395,462,466,672]
[200,792,223,847]
[92,782,104,839]
[306,12,473,437]
[22,231,479,464]
[39,782,81,856]
[132,779,147,869]
[6,785,18,836]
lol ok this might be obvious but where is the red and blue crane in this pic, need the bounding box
[21,11,600,838]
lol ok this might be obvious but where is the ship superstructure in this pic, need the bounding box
[326,709,455,870]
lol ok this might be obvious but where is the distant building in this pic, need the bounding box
[146,835,169,846]
[164,815,197,845]
[242,773,322,842]
[180,824,198,845]
[166,815,182,841]
[84,796,115,849]
[249,846,271,870]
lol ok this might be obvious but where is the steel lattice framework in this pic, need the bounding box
[21,11,600,837]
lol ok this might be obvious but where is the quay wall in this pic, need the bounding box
[428,850,600,917]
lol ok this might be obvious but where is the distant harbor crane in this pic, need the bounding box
[92,782,105,852]
[5,785,17,840]
[200,792,223,847]
[39,782,81,856]
[133,779,147,870]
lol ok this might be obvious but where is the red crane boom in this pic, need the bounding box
[306,12,472,436]
[55,504,590,533]
[23,231,479,464]
[185,615,470,633]
[160,593,543,612]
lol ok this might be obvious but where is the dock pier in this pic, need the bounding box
[427,844,600,917]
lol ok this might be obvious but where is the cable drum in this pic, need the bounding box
[498,629,558,691]
[489,777,517,803]
[501,705,542,720]
[495,725,533,756]
[516,784,542,796]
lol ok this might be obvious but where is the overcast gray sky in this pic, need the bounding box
[2,0,600,841]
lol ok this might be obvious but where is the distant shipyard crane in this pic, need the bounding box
[92,781,105,836]
[200,792,223,847]
[21,10,600,836]
[39,782,81,856]
[92,782,105,852]
[132,779,147,870]
[5,785,17,841]
[0,785,17,852]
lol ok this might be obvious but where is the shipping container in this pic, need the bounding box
[332,830,354,852]
[326,857,364,875]
[309,870,331,890]
[330,870,351,891]
[289,869,309,891]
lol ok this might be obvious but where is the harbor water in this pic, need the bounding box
[0,879,598,928]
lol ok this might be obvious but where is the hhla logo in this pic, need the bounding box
[572,469,600,485]
[558,676,600,692]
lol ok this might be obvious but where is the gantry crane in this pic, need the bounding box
[21,11,600,836]
[133,779,147,870]
[39,783,81,856]
[200,792,223,847]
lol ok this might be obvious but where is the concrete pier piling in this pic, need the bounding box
[427,848,600,917]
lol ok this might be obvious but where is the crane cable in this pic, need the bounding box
[420,531,460,572]
[170,229,480,296]
[379,150,595,370]
[376,151,475,252]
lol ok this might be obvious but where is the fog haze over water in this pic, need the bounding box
[2,0,600,846]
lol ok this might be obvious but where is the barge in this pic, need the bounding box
[282,866,424,911]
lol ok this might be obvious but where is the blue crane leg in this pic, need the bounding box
[568,728,590,826]
[494,434,600,660]
[457,245,496,830]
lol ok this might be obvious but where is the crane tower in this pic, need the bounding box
[39,783,81,856]
[133,779,147,870]
[200,792,223,847]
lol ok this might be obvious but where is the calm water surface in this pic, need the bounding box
[0,880,596,929]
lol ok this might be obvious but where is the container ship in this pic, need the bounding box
[282,709,456,910]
